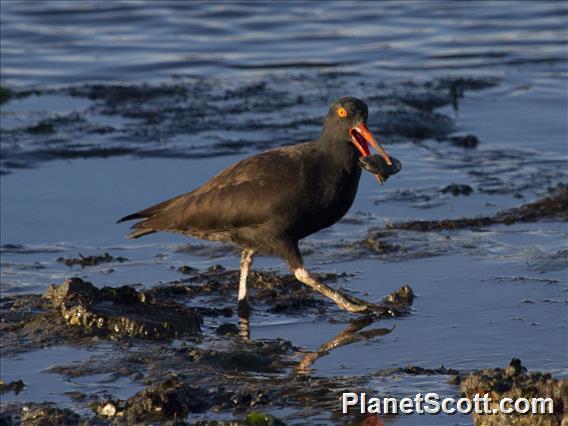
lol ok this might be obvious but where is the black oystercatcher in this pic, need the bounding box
[118,97,393,313]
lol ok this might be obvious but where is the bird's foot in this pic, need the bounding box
[337,291,387,315]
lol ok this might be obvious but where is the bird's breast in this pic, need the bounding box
[288,159,362,239]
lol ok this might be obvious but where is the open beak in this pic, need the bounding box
[349,123,392,166]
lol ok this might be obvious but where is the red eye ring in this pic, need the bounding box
[337,107,348,118]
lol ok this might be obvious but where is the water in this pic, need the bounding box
[1,1,567,424]
[1,1,567,85]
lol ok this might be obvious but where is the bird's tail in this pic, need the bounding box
[117,193,187,239]
[117,209,159,239]
[117,212,144,224]
[125,226,156,239]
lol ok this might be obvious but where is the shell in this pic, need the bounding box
[359,155,402,182]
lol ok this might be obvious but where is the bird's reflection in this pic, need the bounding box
[237,312,392,373]
[238,313,251,340]
[293,315,393,375]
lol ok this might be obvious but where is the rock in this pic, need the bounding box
[0,86,12,104]
[504,357,527,377]
[63,391,87,402]
[461,358,567,426]
[43,278,202,339]
[447,134,480,148]
[245,411,286,426]
[448,374,461,385]
[373,364,459,377]
[43,278,98,307]
[178,265,198,274]
[56,253,127,267]
[364,237,401,255]
[207,264,226,272]
[120,377,207,423]
[20,404,81,426]
[215,323,240,336]
[441,183,473,196]
[96,401,118,417]
[0,379,25,395]
[383,285,414,310]
[54,288,202,339]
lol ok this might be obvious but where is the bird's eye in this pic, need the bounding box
[337,107,348,118]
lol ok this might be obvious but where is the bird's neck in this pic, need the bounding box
[317,133,360,169]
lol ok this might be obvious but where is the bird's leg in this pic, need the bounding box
[293,267,382,314]
[237,249,255,315]
[238,249,255,300]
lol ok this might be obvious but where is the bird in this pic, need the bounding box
[118,97,392,314]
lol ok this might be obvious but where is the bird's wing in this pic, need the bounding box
[119,144,318,238]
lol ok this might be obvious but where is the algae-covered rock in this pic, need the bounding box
[20,404,82,426]
[42,278,201,339]
[94,376,208,423]
[461,358,567,426]
[0,277,202,355]
[245,411,286,426]
[43,277,98,306]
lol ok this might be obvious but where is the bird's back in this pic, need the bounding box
[118,140,361,248]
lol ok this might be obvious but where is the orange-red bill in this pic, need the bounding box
[349,123,392,166]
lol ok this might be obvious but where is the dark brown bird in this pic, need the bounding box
[118,97,392,313]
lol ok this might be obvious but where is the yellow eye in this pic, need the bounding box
[337,107,348,118]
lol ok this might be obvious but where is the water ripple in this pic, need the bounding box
[1,0,566,85]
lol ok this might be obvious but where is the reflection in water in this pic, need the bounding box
[237,312,393,374]
[237,285,412,371]
[236,285,412,370]
[238,314,251,341]
[293,316,393,375]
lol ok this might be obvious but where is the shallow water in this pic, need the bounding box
[2,1,567,85]
[1,1,567,424]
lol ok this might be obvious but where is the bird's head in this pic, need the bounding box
[324,97,392,166]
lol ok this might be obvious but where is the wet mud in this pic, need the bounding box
[385,186,567,232]
[441,183,473,196]
[436,134,480,148]
[147,268,350,316]
[2,356,565,425]
[0,280,415,424]
[0,269,413,354]
[57,253,128,267]
[361,187,568,262]
[0,75,497,175]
